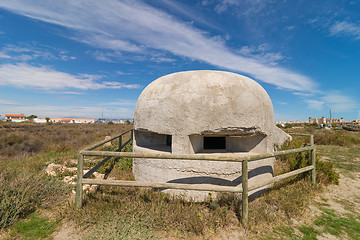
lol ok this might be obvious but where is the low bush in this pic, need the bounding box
[286,128,360,146]
[0,173,69,229]
[276,137,339,184]
[314,130,360,146]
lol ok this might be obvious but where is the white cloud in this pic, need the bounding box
[0,63,140,90]
[150,56,176,63]
[0,99,17,105]
[286,26,295,31]
[305,92,357,112]
[116,71,132,75]
[238,44,286,66]
[0,52,11,59]
[329,21,360,39]
[100,99,137,106]
[0,0,316,93]
[322,92,357,112]
[102,81,140,89]
[305,99,325,110]
[213,0,267,15]
[214,0,239,14]
[1,44,76,61]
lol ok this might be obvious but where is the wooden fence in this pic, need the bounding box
[76,130,316,226]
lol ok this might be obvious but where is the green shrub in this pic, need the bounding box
[0,173,69,229]
[314,130,360,146]
[316,160,339,185]
[276,138,310,173]
[276,137,339,184]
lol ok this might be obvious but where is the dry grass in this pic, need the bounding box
[0,122,342,239]
[0,122,132,159]
[286,126,360,146]
[0,122,132,231]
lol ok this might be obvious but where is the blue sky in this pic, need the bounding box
[0,0,359,121]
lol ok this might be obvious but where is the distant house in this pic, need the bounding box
[309,117,344,124]
[72,118,95,124]
[33,118,47,123]
[48,118,94,124]
[5,114,26,122]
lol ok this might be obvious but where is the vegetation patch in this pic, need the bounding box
[0,173,69,229]
[314,208,360,239]
[276,137,339,184]
[66,188,237,238]
[12,213,57,239]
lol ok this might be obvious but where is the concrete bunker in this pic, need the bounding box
[133,70,289,201]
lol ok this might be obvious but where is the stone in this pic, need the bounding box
[133,70,289,201]
[104,136,112,146]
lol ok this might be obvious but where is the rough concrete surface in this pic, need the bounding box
[133,70,289,200]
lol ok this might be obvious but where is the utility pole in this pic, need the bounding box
[329,109,332,127]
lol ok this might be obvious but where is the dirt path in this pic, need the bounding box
[320,173,360,215]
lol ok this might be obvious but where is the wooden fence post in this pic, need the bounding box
[76,153,84,208]
[310,135,316,184]
[242,159,248,226]
[118,135,122,151]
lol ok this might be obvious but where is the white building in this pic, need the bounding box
[48,118,94,123]
[5,114,26,122]
[33,118,47,123]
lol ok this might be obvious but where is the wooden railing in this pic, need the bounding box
[76,130,316,226]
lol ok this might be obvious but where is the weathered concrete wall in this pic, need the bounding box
[133,70,289,201]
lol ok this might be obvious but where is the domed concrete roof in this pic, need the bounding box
[135,70,276,137]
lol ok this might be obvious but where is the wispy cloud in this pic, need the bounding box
[116,71,132,75]
[0,0,316,93]
[0,63,140,90]
[0,99,17,105]
[329,21,360,39]
[0,52,11,59]
[238,44,286,66]
[322,92,357,112]
[213,0,240,14]
[99,99,137,106]
[150,55,176,63]
[305,92,357,112]
[211,0,266,15]
[0,43,76,62]
[305,99,325,111]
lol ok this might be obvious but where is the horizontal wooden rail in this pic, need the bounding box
[80,146,314,162]
[289,133,313,136]
[82,179,243,193]
[83,129,133,150]
[249,165,314,191]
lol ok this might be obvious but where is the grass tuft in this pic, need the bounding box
[13,213,57,239]
[314,208,360,239]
